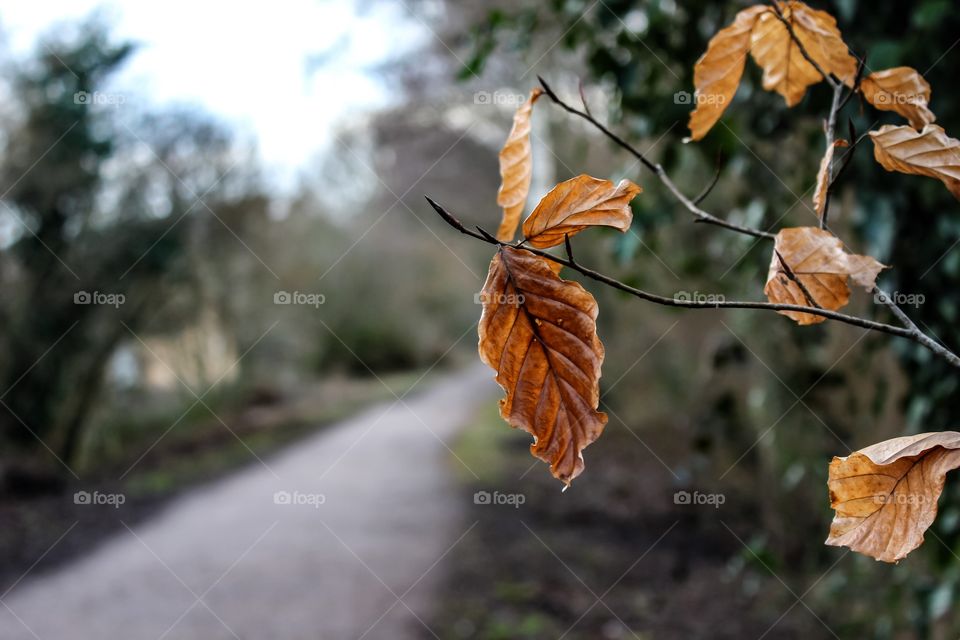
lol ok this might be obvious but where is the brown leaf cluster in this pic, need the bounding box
[687,0,857,140]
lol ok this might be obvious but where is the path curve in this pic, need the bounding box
[0,364,495,640]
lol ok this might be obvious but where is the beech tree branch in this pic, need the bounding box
[426,197,914,336]
[767,1,842,88]
[531,76,960,369]
[537,76,775,240]
[819,80,845,228]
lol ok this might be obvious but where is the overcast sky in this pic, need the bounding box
[1,0,425,187]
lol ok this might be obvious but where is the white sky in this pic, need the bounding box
[0,0,425,188]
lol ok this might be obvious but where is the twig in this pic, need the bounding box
[564,233,576,263]
[693,153,723,206]
[775,250,821,309]
[578,78,593,119]
[820,81,845,228]
[837,54,867,112]
[829,123,869,190]
[446,68,960,369]
[425,196,918,341]
[538,76,774,240]
[767,1,841,87]
[538,75,657,173]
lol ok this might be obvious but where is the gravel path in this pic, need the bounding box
[0,364,494,640]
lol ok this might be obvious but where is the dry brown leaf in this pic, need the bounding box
[812,139,849,218]
[496,88,543,242]
[764,227,886,325]
[478,246,607,484]
[750,1,857,106]
[870,124,960,200]
[686,5,769,141]
[521,175,641,249]
[826,432,960,562]
[861,67,936,130]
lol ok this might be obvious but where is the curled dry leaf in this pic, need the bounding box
[860,67,936,130]
[826,432,960,562]
[870,124,960,200]
[496,88,543,242]
[764,227,885,325]
[521,175,641,249]
[686,5,769,142]
[750,1,857,106]
[478,246,606,484]
[812,139,849,218]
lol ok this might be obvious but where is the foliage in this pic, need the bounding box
[435,7,958,636]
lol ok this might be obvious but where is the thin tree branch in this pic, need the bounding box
[693,152,723,206]
[425,197,917,339]
[532,78,960,367]
[775,250,821,309]
[538,76,774,240]
[820,81,845,228]
[767,0,841,88]
[564,233,576,263]
[837,54,867,112]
